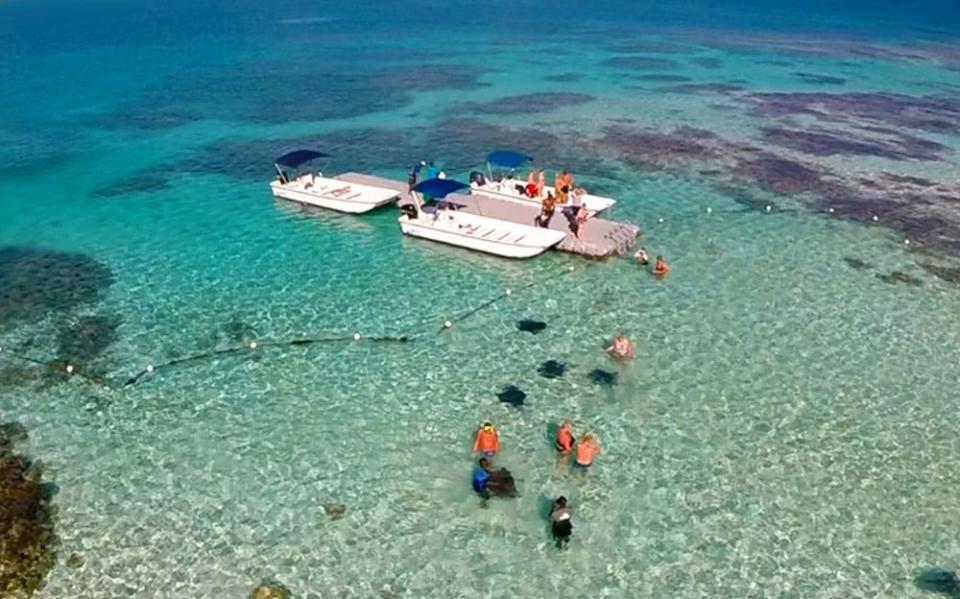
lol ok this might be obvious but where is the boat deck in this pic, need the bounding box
[336,173,639,258]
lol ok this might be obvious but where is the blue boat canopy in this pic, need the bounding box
[275,149,329,168]
[486,150,532,169]
[413,178,468,199]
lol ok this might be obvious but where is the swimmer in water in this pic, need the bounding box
[472,457,493,499]
[555,420,575,456]
[550,496,573,549]
[653,255,670,277]
[471,421,500,458]
[606,333,635,359]
[574,433,602,471]
[634,247,649,265]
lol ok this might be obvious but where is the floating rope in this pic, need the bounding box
[1,263,589,391]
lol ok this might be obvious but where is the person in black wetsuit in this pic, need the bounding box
[550,496,573,548]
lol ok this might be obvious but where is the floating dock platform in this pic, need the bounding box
[335,173,640,258]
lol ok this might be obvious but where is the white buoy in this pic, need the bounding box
[146,364,154,373]
[353,333,361,341]
[505,289,512,296]
[765,205,772,213]
[904,239,911,246]
[872,215,879,222]
[0,346,3,353]
[65,364,74,374]
[443,321,452,329]
[249,341,257,349]
[657,218,664,224]
[568,265,575,272]
[706,207,712,214]
[828,207,835,213]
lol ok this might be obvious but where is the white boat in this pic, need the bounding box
[269,150,400,214]
[469,150,617,215]
[399,178,566,259]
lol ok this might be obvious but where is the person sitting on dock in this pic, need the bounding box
[606,333,634,359]
[634,247,649,265]
[536,192,557,228]
[537,169,546,197]
[653,255,671,277]
[574,203,589,240]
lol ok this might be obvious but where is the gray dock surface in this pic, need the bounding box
[335,173,639,257]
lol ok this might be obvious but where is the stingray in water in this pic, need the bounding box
[588,368,618,386]
[497,385,526,407]
[537,360,567,379]
[517,319,547,334]
[915,568,960,596]
[485,468,518,498]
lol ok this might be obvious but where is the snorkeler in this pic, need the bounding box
[634,247,649,265]
[473,458,492,498]
[653,255,670,277]
[575,433,602,470]
[471,421,501,458]
[606,333,635,359]
[550,496,573,548]
[555,420,575,456]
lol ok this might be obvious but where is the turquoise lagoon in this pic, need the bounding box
[2,1,960,597]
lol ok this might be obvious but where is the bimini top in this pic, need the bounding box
[275,149,330,168]
[413,178,468,199]
[486,150,532,169]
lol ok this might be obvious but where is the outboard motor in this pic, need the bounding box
[469,171,486,186]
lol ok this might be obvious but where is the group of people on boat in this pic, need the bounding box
[470,419,602,548]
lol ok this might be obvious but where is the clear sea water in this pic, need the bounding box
[2,1,960,597]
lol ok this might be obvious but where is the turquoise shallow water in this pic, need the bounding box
[3,1,960,597]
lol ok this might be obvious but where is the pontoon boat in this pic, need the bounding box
[470,150,617,215]
[399,178,566,259]
[270,149,401,214]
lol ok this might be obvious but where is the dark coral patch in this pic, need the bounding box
[920,263,960,284]
[657,83,746,95]
[544,72,581,83]
[691,57,724,69]
[630,74,692,83]
[56,314,122,365]
[0,247,114,328]
[598,125,727,171]
[745,92,960,134]
[458,92,595,115]
[732,153,838,197]
[1,422,57,596]
[95,173,171,198]
[759,126,949,161]
[603,56,679,71]
[791,72,847,85]
[497,385,526,407]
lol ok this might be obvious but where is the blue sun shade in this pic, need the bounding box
[413,178,468,198]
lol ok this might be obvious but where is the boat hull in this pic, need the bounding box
[399,211,564,259]
[270,180,399,214]
[471,181,616,215]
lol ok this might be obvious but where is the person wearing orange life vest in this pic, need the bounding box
[555,420,575,456]
[472,421,501,458]
[653,255,671,277]
[574,432,602,470]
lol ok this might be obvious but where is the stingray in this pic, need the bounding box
[843,257,871,270]
[517,319,547,334]
[485,468,518,498]
[914,568,960,596]
[588,369,618,386]
[537,360,567,379]
[497,385,526,407]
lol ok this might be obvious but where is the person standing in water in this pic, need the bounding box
[472,458,493,499]
[575,433,602,471]
[653,255,671,277]
[555,420,575,456]
[634,247,649,265]
[606,333,634,359]
[471,421,501,458]
[550,496,573,548]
